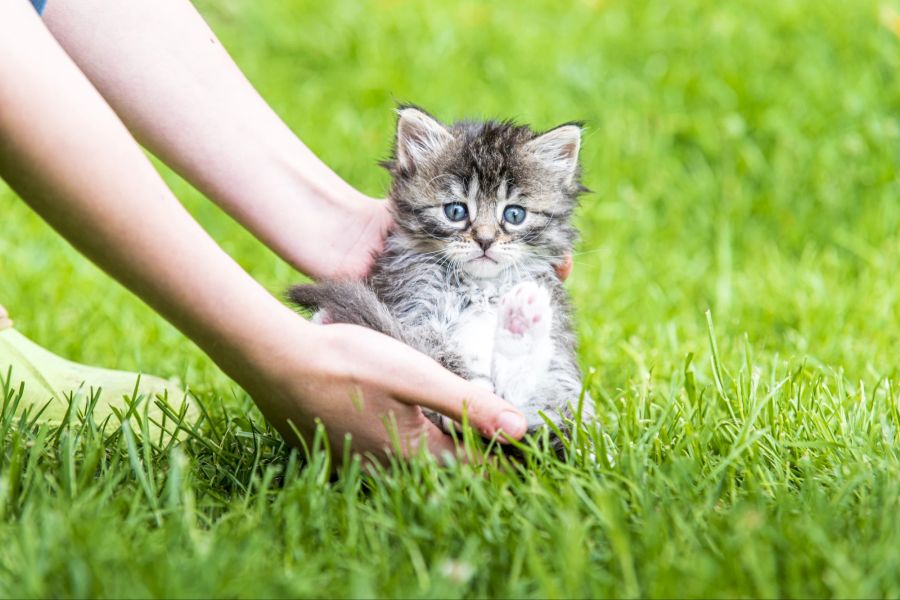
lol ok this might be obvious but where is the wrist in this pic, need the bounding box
[280,180,388,280]
[234,151,380,279]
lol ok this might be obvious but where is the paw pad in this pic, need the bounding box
[498,282,552,337]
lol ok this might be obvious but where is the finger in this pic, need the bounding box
[387,417,463,464]
[424,429,462,463]
[555,254,573,281]
[425,430,496,467]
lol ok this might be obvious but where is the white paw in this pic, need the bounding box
[311,309,332,325]
[492,283,554,409]
[495,282,552,351]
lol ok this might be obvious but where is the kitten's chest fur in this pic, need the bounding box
[368,237,559,338]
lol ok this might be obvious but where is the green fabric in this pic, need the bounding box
[0,327,196,441]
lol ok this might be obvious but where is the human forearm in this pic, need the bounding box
[43,0,384,280]
[0,2,303,384]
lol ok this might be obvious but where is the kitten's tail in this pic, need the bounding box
[286,281,406,342]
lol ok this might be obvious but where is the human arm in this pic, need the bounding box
[41,0,574,282]
[42,0,388,281]
[0,1,527,460]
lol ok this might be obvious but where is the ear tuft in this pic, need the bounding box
[395,107,453,172]
[525,124,581,184]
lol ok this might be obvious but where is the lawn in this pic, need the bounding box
[2,0,900,597]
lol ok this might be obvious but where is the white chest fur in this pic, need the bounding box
[448,279,555,425]
[453,304,498,384]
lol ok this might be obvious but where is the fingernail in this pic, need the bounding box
[497,411,527,440]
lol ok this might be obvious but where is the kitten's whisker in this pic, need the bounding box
[571,248,607,257]
[529,247,607,260]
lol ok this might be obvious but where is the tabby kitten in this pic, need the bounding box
[289,106,593,437]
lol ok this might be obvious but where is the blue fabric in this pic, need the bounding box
[31,0,47,15]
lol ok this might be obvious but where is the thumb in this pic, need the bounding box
[391,361,528,442]
[336,324,529,442]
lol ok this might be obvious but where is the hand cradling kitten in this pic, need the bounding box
[289,106,594,447]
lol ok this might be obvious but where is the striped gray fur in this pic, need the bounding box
[288,106,594,443]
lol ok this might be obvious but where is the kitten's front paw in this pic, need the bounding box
[495,282,552,354]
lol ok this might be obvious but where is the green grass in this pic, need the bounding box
[2,0,900,597]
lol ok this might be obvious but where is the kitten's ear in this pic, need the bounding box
[395,107,453,172]
[525,124,581,185]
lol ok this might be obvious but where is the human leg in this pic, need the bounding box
[0,304,12,330]
[0,303,193,438]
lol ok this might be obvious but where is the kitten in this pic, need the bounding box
[289,106,593,441]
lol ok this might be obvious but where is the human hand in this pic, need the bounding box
[239,318,528,465]
[555,254,573,281]
[305,196,393,280]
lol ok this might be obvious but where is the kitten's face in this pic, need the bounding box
[385,108,583,279]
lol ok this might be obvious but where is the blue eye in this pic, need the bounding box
[443,202,469,222]
[503,205,526,225]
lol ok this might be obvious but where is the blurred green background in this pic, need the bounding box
[3,0,898,387]
[2,0,900,597]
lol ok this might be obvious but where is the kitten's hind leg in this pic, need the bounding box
[492,281,554,427]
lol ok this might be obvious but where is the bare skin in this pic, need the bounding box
[42,0,392,281]
[0,0,528,462]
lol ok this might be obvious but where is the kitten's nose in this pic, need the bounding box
[475,236,494,252]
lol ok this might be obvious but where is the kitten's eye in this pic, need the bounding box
[503,205,526,225]
[443,202,469,222]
